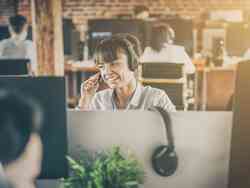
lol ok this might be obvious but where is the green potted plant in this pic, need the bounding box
[62,146,145,188]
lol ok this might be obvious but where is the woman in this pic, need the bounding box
[77,35,176,111]
[140,24,195,74]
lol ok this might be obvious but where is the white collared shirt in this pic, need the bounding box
[89,84,176,112]
[140,43,195,74]
[0,38,37,73]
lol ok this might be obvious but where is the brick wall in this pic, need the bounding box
[0,0,30,24]
[1,0,250,39]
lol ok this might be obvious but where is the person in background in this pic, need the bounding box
[0,89,43,188]
[133,5,150,20]
[77,35,176,111]
[0,15,37,75]
[140,24,195,74]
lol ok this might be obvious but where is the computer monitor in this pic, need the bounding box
[0,77,68,179]
[0,59,29,75]
[62,18,82,60]
[229,60,250,188]
[88,19,152,57]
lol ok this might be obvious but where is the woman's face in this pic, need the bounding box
[97,50,134,89]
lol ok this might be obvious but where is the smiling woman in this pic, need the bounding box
[77,35,176,111]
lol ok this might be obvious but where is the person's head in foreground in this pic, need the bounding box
[0,89,43,188]
[8,15,28,41]
[78,34,176,111]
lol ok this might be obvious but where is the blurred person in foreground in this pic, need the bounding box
[0,89,43,188]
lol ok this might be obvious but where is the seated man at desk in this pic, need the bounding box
[0,15,36,75]
[140,24,195,74]
[77,35,176,111]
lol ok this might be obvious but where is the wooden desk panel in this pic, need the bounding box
[195,66,237,111]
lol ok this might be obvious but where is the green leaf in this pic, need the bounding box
[62,146,145,188]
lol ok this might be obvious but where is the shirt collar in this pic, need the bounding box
[111,83,143,109]
[129,83,143,107]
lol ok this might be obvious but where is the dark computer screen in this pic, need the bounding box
[0,25,32,41]
[63,18,81,59]
[88,19,152,57]
[0,59,29,75]
[229,60,250,188]
[0,77,68,179]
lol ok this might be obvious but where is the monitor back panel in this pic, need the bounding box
[229,61,250,188]
[0,59,29,75]
[0,77,68,179]
[68,111,232,188]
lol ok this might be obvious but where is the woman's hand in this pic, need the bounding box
[78,73,101,109]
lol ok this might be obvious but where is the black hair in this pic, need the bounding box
[0,89,43,165]
[133,5,149,16]
[94,36,138,71]
[150,24,175,52]
[8,15,27,34]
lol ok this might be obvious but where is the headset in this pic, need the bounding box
[112,36,139,71]
[149,106,178,177]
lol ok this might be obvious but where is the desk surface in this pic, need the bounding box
[65,60,99,73]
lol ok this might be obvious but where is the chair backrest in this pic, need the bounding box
[139,62,184,79]
[143,82,186,110]
[0,59,29,76]
[139,63,186,110]
[204,68,236,110]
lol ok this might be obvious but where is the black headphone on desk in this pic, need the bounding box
[149,106,178,177]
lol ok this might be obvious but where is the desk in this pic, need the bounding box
[38,111,232,188]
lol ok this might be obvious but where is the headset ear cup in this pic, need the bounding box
[152,145,178,177]
[124,39,138,71]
